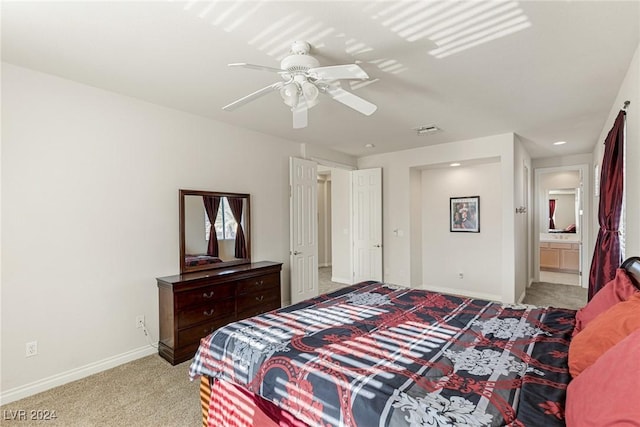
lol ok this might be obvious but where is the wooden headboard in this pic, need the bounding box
[622,256,640,290]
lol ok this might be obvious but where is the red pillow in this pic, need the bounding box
[566,328,640,426]
[568,293,640,378]
[573,268,637,336]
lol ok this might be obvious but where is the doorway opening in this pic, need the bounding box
[317,166,347,294]
[534,165,589,289]
[315,164,383,295]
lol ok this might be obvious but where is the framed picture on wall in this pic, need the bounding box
[450,196,480,232]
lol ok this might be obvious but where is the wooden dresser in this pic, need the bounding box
[157,261,282,365]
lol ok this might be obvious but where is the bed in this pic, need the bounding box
[185,254,222,267]
[189,257,640,427]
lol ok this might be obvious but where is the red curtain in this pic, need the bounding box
[548,199,556,229]
[203,196,221,257]
[228,197,248,259]
[588,110,625,300]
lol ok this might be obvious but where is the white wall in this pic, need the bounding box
[358,133,521,303]
[592,43,640,259]
[551,193,577,230]
[184,195,207,255]
[0,63,348,403]
[420,162,503,300]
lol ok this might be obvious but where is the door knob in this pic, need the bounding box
[373,244,381,248]
[293,251,302,255]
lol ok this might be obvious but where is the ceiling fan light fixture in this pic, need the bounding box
[224,41,378,127]
[301,81,319,108]
[280,82,299,107]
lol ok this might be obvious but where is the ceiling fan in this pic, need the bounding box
[222,41,377,129]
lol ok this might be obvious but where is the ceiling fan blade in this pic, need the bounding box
[228,63,285,73]
[308,64,369,80]
[222,82,283,111]
[292,101,308,129]
[324,85,377,116]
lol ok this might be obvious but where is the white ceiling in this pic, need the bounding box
[2,1,638,158]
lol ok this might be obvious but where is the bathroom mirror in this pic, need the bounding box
[547,188,579,233]
[179,189,251,273]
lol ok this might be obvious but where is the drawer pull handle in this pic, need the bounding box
[255,280,264,286]
[204,309,215,316]
[255,295,264,302]
[202,291,215,298]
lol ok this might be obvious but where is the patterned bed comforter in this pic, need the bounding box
[189,281,575,427]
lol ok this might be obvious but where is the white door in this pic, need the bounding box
[290,157,318,304]
[352,168,382,283]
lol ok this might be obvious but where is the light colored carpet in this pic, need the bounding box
[318,266,350,294]
[1,272,586,426]
[522,281,587,310]
[0,355,200,427]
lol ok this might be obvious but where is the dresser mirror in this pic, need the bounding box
[180,189,251,273]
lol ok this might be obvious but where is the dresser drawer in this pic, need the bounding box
[177,299,235,327]
[177,316,233,348]
[237,289,280,312]
[549,242,573,249]
[176,282,235,309]
[237,273,280,295]
[237,300,281,321]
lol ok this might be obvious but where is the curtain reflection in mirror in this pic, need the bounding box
[203,196,221,257]
[228,197,248,259]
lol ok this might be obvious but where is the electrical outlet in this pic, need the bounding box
[136,315,145,329]
[26,341,38,357]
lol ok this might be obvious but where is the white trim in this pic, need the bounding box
[331,276,352,285]
[422,284,502,302]
[517,289,527,304]
[309,157,356,171]
[0,345,156,405]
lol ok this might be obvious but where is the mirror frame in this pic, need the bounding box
[179,189,251,273]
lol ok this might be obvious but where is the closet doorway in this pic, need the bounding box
[316,164,382,295]
[317,165,352,294]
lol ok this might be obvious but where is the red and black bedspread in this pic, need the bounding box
[185,254,222,267]
[189,281,575,426]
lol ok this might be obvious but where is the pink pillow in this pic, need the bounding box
[568,293,640,377]
[573,268,637,336]
[566,328,640,426]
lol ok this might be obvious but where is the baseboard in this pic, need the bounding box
[331,276,352,285]
[517,289,527,304]
[422,284,502,302]
[0,345,157,405]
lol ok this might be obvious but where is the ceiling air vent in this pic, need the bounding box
[415,125,441,135]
